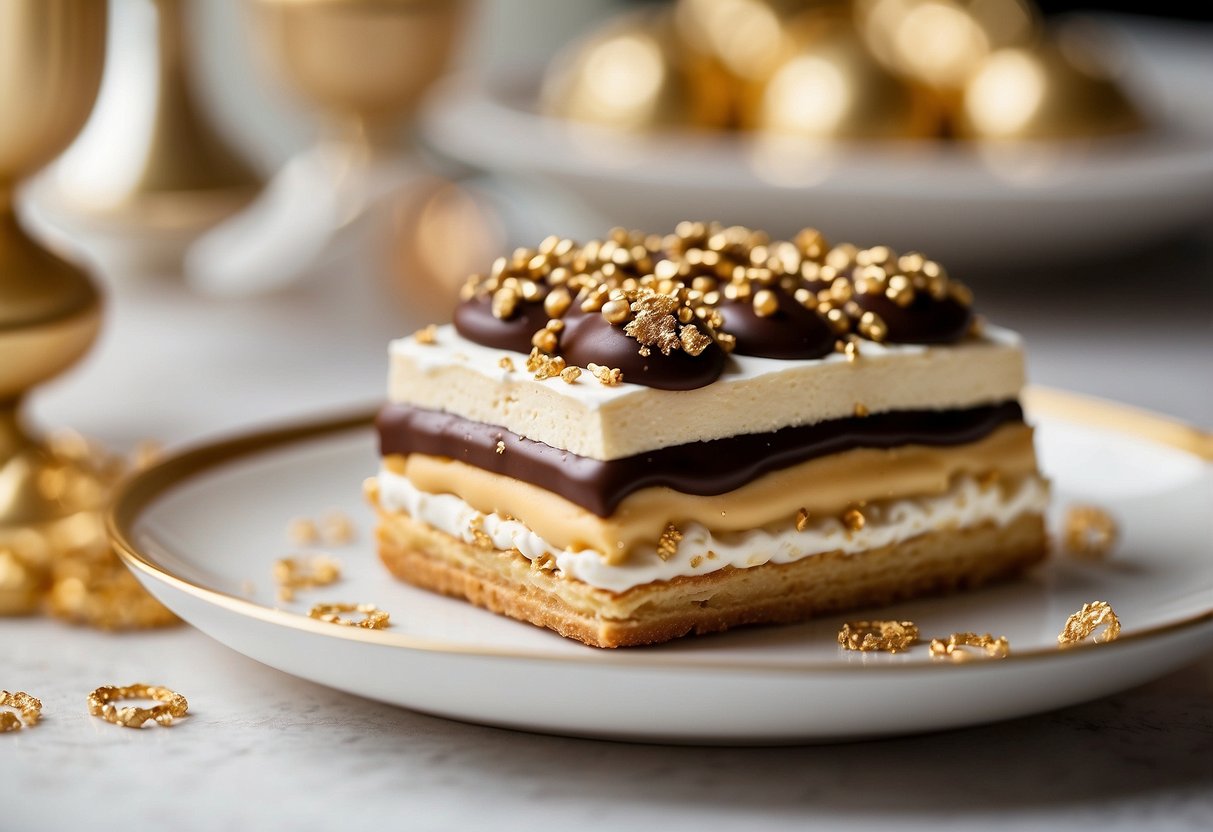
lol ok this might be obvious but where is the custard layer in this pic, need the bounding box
[382,423,1037,563]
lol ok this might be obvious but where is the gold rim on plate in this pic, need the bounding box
[107,386,1213,672]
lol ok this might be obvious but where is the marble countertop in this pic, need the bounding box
[3,238,1212,831]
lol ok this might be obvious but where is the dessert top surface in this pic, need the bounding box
[444,222,978,392]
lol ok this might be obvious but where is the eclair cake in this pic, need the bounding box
[368,223,1048,647]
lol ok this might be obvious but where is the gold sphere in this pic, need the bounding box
[541,10,731,130]
[956,29,1144,139]
[855,0,1037,92]
[742,12,942,139]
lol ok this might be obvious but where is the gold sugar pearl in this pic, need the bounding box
[1058,601,1121,647]
[885,274,915,307]
[838,620,919,653]
[531,328,558,353]
[544,287,572,318]
[0,690,42,732]
[491,287,518,319]
[858,311,889,343]
[842,508,866,531]
[929,633,1011,661]
[87,684,189,729]
[752,289,779,318]
[309,602,391,630]
[1063,505,1118,559]
[600,298,631,325]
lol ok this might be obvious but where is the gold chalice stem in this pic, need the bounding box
[0,0,109,613]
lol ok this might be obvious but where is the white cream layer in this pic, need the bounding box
[377,468,1049,594]
[388,324,1026,460]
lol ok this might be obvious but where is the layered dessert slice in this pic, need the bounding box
[368,224,1048,647]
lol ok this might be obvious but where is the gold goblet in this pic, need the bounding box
[0,0,109,614]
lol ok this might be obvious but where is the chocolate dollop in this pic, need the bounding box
[852,292,972,344]
[718,289,835,359]
[452,295,551,353]
[560,309,726,391]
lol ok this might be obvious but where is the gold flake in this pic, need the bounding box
[929,632,1010,661]
[587,363,624,386]
[287,517,319,545]
[837,620,919,653]
[498,356,516,372]
[690,555,704,568]
[1058,601,1121,647]
[795,508,810,532]
[624,290,682,355]
[679,325,713,356]
[495,440,505,455]
[560,366,582,384]
[1063,505,1118,559]
[413,324,438,344]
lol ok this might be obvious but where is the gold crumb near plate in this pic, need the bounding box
[542,0,1143,141]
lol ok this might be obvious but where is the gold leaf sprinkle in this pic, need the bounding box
[560,366,582,384]
[1063,505,1118,559]
[656,523,683,560]
[1058,601,1121,647]
[837,620,919,653]
[795,508,810,532]
[413,324,438,344]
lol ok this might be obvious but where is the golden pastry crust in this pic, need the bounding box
[375,509,1047,649]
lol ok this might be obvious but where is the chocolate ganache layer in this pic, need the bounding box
[378,401,1024,517]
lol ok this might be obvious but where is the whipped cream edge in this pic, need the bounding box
[376,468,1049,594]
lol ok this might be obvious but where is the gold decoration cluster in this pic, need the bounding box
[838,600,1122,660]
[461,222,974,382]
[1,431,178,630]
[4,685,194,733]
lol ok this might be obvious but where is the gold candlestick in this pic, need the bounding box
[0,0,109,614]
[36,0,260,244]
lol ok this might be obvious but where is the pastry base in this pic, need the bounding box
[375,510,1047,649]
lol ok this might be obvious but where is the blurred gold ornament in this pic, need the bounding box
[255,0,470,147]
[742,11,942,138]
[673,0,824,126]
[856,0,1037,93]
[957,28,1143,139]
[542,10,731,130]
[41,0,260,244]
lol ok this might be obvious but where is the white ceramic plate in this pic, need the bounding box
[111,389,1213,745]
[421,20,1213,267]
